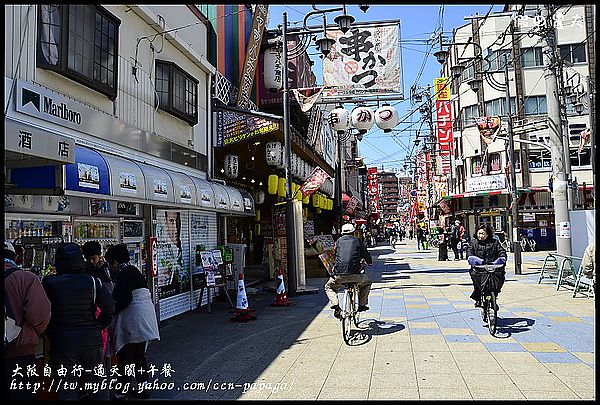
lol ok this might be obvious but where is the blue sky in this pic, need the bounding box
[267,4,504,171]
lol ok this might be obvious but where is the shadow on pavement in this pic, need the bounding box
[496,316,535,336]
[346,319,406,346]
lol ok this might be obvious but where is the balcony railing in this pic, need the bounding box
[212,71,258,111]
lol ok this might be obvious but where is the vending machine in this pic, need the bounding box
[121,219,145,270]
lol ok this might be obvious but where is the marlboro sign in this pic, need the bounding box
[300,167,330,197]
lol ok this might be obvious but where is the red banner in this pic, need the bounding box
[346,196,360,215]
[299,167,330,197]
[367,167,380,220]
[435,77,452,175]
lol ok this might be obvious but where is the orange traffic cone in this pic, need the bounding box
[230,273,256,322]
[270,267,291,306]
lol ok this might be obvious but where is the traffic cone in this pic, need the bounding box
[230,273,256,322]
[270,267,291,307]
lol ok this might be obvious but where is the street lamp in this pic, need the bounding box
[274,7,358,296]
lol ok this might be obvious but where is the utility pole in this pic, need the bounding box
[541,4,572,257]
[588,76,595,174]
[504,53,522,274]
[557,58,574,210]
[281,12,297,296]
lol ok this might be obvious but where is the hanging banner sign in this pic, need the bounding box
[475,116,502,145]
[323,22,402,99]
[216,109,280,147]
[299,167,331,197]
[346,196,361,215]
[434,77,452,175]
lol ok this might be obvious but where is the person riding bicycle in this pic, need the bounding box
[325,224,373,319]
[466,224,507,308]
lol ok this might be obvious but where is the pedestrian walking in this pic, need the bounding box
[438,230,449,261]
[416,226,424,250]
[105,243,160,400]
[451,220,465,260]
[42,242,114,400]
[409,227,414,240]
[4,241,52,401]
[581,241,595,290]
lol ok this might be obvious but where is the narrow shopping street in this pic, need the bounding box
[147,241,595,400]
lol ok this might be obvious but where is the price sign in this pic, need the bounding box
[149,237,158,277]
[206,270,216,286]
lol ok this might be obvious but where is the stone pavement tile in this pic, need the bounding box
[571,352,595,364]
[410,327,441,335]
[372,358,416,374]
[410,334,446,343]
[554,376,596,393]
[548,315,584,323]
[455,360,506,375]
[368,388,420,399]
[441,327,474,335]
[520,390,581,399]
[318,388,369,400]
[510,373,572,391]
[415,373,468,389]
[411,341,450,352]
[370,372,418,389]
[374,350,414,363]
[483,342,526,352]
[531,352,583,363]
[282,368,330,385]
[408,321,438,328]
[415,361,460,375]
[412,351,455,362]
[444,334,480,343]
[237,388,273,400]
[417,388,472,399]
[469,388,526,399]
[451,351,497,362]
[447,342,489,352]
[521,342,567,353]
[322,372,371,389]
[490,351,543,363]
[267,386,321,400]
[543,362,595,377]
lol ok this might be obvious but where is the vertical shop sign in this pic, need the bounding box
[434,77,452,175]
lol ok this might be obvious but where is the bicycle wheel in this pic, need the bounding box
[341,290,353,344]
[530,240,537,252]
[486,292,497,335]
[352,287,361,328]
[480,294,488,323]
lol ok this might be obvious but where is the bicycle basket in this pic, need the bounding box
[471,268,505,293]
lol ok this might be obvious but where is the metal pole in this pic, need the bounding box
[282,12,297,296]
[336,132,344,227]
[541,4,572,258]
[588,76,595,174]
[504,53,521,274]
[557,59,574,210]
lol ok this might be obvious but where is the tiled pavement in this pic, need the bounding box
[147,242,595,400]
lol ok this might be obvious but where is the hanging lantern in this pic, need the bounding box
[254,223,261,235]
[295,184,303,201]
[375,104,399,133]
[291,154,299,178]
[327,106,351,135]
[266,141,283,167]
[255,210,261,222]
[312,194,320,208]
[316,208,322,214]
[328,199,333,210]
[302,193,309,204]
[268,175,278,195]
[278,177,286,197]
[251,189,266,204]
[276,147,285,169]
[263,46,283,93]
[224,154,239,178]
[351,106,375,134]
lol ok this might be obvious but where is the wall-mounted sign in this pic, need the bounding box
[149,237,158,277]
[153,179,168,198]
[179,185,192,204]
[119,171,138,193]
[466,175,506,193]
[216,109,280,147]
[77,163,100,189]
[5,118,75,164]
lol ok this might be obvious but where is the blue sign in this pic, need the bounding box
[65,146,110,195]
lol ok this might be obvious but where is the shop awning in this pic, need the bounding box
[210,182,231,211]
[136,162,175,203]
[101,152,146,200]
[167,170,197,206]
[238,189,255,215]
[225,186,244,213]
[191,177,216,209]
[64,145,111,196]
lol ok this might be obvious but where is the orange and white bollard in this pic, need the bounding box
[270,267,291,307]
[230,273,256,322]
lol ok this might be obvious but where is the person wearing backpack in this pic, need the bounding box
[42,242,114,400]
[4,241,51,401]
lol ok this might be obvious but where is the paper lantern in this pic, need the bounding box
[254,224,261,235]
[312,194,319,207]
[351,106,375,134]
[266,141,283,167]
[268,175,278,195]
[302,193,309,204]
[251,189,265,204]
[224,154,239,178]
[375,104,399,133]
[255,210,261,222]
[263,46,283,93]
[328,199,333,210]
[327,107,350,134]
[293,183,302,201]
[278,177,286,197]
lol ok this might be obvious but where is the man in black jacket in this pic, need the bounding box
[324,224,373,319]
[42,242,114,400]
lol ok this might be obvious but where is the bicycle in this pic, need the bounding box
[340,282,360,344]
[472,264,505,336]
[520,237,537,252]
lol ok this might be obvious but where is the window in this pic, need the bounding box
[471,156,483,176]
[461,61,475,82]
[484,49,511,72]
[524,96,547,115]
[155,61,198,125]
[521,47,544,67]
[484,97,516,117]
[570,148,591,167]
[37,5,120,99]
[528,149,552,171]
[461,104,479,126]
[559,43,586,64]
[488,153,502,173]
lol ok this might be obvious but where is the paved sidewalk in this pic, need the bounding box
[145,242,595,400]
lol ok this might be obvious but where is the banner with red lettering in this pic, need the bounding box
[434,77,452,175]
[299,167,330,197]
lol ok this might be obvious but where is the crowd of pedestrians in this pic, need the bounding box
[4,240,160,400]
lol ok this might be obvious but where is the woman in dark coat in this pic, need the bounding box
[42,242,114,400]
[466,224,507,307]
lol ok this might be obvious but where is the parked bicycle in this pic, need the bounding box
[472,264,504,336]
[520,237,537,252]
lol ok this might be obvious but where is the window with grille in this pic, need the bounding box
[155,60,198,125]
[521,47,544,68]
[37,4,120,99]
[528,149,552,171]
[524,96,547,115]
[471,156,482,176]
[461,61,475,82]
[570,148,591,167]
[488,152,502,173]
[558,43,586,64]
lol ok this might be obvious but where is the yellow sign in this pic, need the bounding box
[434,77,450,101]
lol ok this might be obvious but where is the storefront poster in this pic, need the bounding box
[89,199,111,216]
[153,179,168,199]
[190,214,209,240]
[77,163,100,189]
[117,202,138,215]
[558,221,571,239]
[319,249,335,275]
[180,185,192,204]
[119,171,138,193]
[42,195,70,212]
[211,249,223,265]
[5,194,34,209]
[156,210,187,299]
[200,251,218,270]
